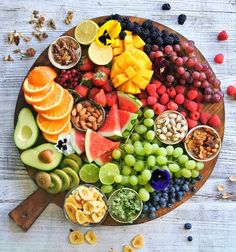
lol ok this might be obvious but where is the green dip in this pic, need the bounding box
[108,189,142,223]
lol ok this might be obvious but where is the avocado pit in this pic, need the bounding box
[38,149,54,164]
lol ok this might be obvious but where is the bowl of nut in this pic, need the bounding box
[48,36,81,69]
[71,100,106,131]
[154,110,188,145]
[184,125,221,162]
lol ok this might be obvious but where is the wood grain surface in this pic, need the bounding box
[0,0,236,251]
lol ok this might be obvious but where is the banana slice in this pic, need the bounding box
[131,234,144,249]
[97,208,106,218]
[85,230,97,245]
[93,201,105,213]
[75,210,87,224]
[69,230,84,244]
[85,214,94,223]
[83,201,95,215]
[78,186,93,201]
[89,187,103,200]
[123,245,134,252]
[65,195,80,208]
[91,212,104,223]
[64,203,77,224]
[77,202,83,209]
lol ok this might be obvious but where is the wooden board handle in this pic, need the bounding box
[9,188,53,231]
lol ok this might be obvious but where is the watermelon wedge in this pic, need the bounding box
[70,128,85,155]
[118,109,138,133]
[94,142,120,166]
[117,91,142,113]
[98,104,122,138]
[85,129,118,163]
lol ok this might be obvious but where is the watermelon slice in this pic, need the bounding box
[117,91,142,113]
[94,142,120,166]
[118,109,138,133]
[85,129,118,163]
[98,104,122,138]
[70,128,85,155]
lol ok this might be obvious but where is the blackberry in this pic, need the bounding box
[187,236,193,242]
[144,44,152,54]
[184,223,192,230]
[120,21,127,29]
[113,13,122,20]
[150,26,160,34]
[119,31,127,40]
[122,16,130,23]
[170,33,180,44]
[146,37,152,45]
[178,14,187,25]
[142,19,153,29]
[140,28,150,39]
[162,3,171,10]
[98,21,105,27]
[133,25,142,35]
[126,21,134,31]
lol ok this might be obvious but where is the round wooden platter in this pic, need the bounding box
[10,16,225,231]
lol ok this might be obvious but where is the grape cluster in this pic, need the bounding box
[56,69,81,89]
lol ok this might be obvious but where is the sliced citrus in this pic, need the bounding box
[23,78,52,96]
[42,122,72,143]
[33,84,64,112]
[28,66,57,86]
[37,113,70,135]
[99,163,120,185]
[79,163,100,183]
[40,90,73,120]
[24,82,55,105]
[74,20,99,45]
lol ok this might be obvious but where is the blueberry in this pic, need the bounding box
[151,200,158,206]
[143,204,149,212]
[174,185,180,192]
[163,192,169,200]
[170,198,176,204]
[153,195,160,202]
[192,187,197,193]
[149,206,156,213]
[159,197,166,205]
[157,192,162,197]
[183,184,189,192]
[119,31,127,40]
[197,175,203,181]
[187,236,193,242]
[176,195,183,201]
[190,179,196,185]
[184,223,192,230]
[169,186,175,193]
[177,191,183,198]
[163,187,169,192]
[148,212,156,219]
[167,203,172,208]
[162,3,171,11]
[160,202,167,208]
[171,192,176,198]
[178,14,187,25]
[140,213,146,219]
[155,205,160,211]
[175,179,181,184]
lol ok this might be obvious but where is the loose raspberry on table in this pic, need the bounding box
[217,30,228,41]
[227,85,236,96]
[214,53,224,64]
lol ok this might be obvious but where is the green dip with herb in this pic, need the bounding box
[108,188,142,223]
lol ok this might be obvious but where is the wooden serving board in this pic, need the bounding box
[9,16,225,231]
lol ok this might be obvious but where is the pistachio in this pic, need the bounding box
[38,150,54,164]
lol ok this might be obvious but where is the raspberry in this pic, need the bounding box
[197,103,203,112]
[151,80,162,89]
[138,90,148,99]
[175,85,186,94]
[141,98,148,107]
[187,90,198,100]
[195,92,203,103]
[167,87,176,98]
[147,96,157,105]
[208,114,221,128]
[187,118,198,129]
[153,103,165,115]
[179,111,187,118]
[146,84,157,96]
[227,85,236,96]
[189,111,200,120]
[157,85,167,95]
[184,100,198,112]
[214,53,224,64]
[199,112,211,125]
[167,101,178,110]
[175,94,185,105]
[217,30,228,41]
[160,93,169,105]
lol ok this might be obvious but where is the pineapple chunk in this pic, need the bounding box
[117,52,136,70]
[132,35,145,49]
[113,47,124,56]
[125,66,137,79]
[112,39,124,48]
[133,59,145,72]
[139,69,154,81]
[112,73,129,88]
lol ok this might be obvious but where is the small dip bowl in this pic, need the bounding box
[108,188,143,224]
[71,100,106,132]
[184,125,221,162]
[154,110,188,145]
[64,184,108,227]
[48,36,81,69]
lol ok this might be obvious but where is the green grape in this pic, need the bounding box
[120,175,130,185]
[144,183,155,193]
[147,155,156,167]
[174,169,182,178]
[124,154,136,166]
[129,175,138,186]
[119,143,125,150]
[152,138,162,145]
[178,154,189,164]
[138,188,150,202]
[196,162,204,171]
[130,169,137,175]
[160,165,168,170]
[135,146,145,156]
[143,143,153,155]
[101,185,113,194]
[112,149,121,160]
[173,147,184,158]
[185,160,196,170]
[135,124,147,134]
[156,156,167,165]
[166,145,174,156]
[168,163,180,173]
[126,139,133,144]
[138,175,148,185]
[124,144,134,154]
[122,165,132,176]
[122,131,130,138]
[114,174,122,183]
[181,168,192,178]
[145,130,155,141]
[134,160,145,171]
[156,147,167,156]
[152,143,159,154]
[134,141,142,148]
[143,118,154,127]
[144,109,155,118]
[191,169,200,178]
[138,110,143,118]
[131,132,140,142]
[141,169,152,181]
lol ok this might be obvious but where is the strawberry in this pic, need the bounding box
[95,66,111,76]
[214,53,224,64]
[217,30,228,41]
[93,71,108,87]
[79,56,95,71]
[102,79,113,93]
[88,87,99,99]
[80,72,94,87]
[106,91,118,107]
[93,89,106,107]
[75,85,89,98]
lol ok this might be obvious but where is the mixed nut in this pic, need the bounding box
[71,100,105,131]
[155,111,188,144]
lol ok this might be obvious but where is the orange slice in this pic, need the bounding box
[40,90,74,120]
[23,78,52,96]
[42,122,72,143]
[33,84,64,112]
[24,82,55,105]
[28,66,57,86]
[37,113,70,135]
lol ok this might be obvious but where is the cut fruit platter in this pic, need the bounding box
[10,15,224,231]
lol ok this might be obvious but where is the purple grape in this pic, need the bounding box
[204,94,212,102]
[204,87,213,95]
[212,93,221,103]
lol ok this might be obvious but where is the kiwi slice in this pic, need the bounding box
[62,167,80,189]
[67,154,82,168]
[60,159,79,173]
[35,171,51,189]
[46,173,62,194]
[54,169,71,192]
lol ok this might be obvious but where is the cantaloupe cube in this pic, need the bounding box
[124,66,137,79]
[112,73,129,88]
[139,69,154,81]
[131,74,149,90]
[112,39,124,48]
[132,35,145,49]
[113,47,124,56]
